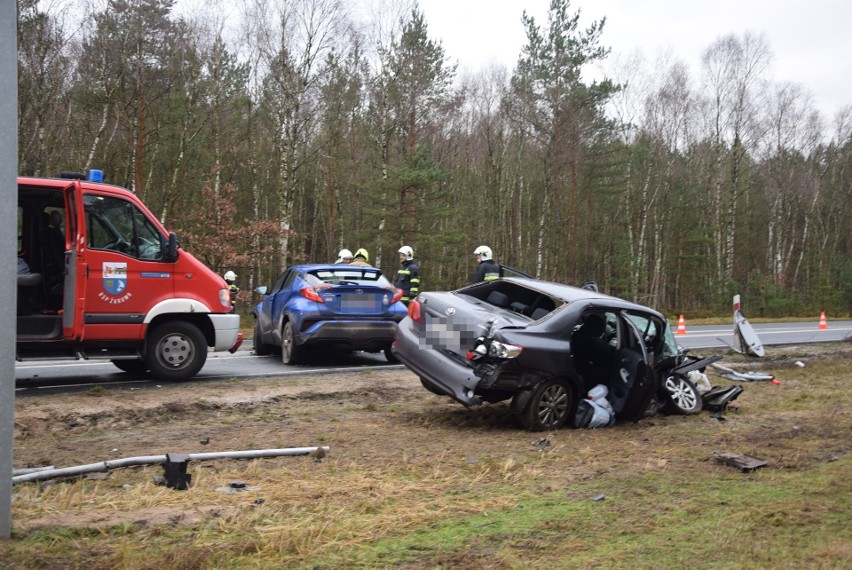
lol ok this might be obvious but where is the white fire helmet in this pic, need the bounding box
[474,245,492,261]
[223,271,237,281]
[398,245,414,260]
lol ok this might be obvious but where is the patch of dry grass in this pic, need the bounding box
[2,343,850,568]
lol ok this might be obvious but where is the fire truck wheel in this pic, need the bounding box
[145,321,207,381]
[111,359,149,374]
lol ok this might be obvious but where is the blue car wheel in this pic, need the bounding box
[384,347,398,363]
[281,321,302,365]
[254,318,271,356]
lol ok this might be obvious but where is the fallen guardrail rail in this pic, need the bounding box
[12,446,330,488]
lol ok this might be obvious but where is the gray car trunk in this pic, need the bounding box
[414,282,562,358]
[412,292,524,358]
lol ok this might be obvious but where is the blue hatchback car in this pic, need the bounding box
[252,264,408,364]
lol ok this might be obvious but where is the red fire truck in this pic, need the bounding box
[16,170,242,380]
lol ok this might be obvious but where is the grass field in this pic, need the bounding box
[3,341,850,568]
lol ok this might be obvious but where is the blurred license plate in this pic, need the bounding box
[341,294,378,310]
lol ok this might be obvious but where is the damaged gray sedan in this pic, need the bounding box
[392,277,718,431]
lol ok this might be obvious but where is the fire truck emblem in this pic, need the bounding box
[103,262,128,295]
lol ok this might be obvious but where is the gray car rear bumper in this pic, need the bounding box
[393,319,483,406]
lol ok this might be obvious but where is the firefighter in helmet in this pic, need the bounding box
[335,249,353,264]
[473,245,500,283]
[350,248,371,267]
[224,270,239,314]
[393,245,421,305]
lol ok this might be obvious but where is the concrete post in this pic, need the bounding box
[0,0,19,539]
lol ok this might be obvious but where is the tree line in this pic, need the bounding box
[16,0,851,317]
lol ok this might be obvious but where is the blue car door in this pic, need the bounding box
[257,270,293,346]
[270,270,301,343]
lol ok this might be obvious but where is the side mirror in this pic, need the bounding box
[162,232,179,262]
[255,286,268,296]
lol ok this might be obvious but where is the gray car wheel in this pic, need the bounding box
[281,321,302,365]
[519,378,574,431]
[662,374,702,415]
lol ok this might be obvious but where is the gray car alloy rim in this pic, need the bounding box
[157,332,194,368]
[664,376,698,410]
[537,384,569,427]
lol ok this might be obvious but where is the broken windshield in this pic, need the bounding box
[625,312,678,360]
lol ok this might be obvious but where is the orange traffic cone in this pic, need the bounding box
[818,311,828,330]
[676,314,687,335]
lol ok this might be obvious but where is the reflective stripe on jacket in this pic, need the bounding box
[473,260,500,283]
[394,260,421,303]
[228,284,240,314]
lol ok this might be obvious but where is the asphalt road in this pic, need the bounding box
[14,320,851,392]
[674,320,851,351]
[14,348,396,392]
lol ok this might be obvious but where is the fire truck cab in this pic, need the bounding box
[16,170,242,380]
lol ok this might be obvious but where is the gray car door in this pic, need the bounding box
[608,312,656,422]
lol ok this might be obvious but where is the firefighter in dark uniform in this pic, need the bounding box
[394,245,420,305]
[473,245,500,283]
[224,271,239,314]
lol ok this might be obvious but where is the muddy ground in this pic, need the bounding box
[10,342,852,534]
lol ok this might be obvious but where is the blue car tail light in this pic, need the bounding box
[300,286,330,303]
[387,286,403,304]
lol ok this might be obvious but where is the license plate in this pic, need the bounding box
[340,294,379,310]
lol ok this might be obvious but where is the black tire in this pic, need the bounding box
[384,346,398,363]
[253,318,271,356]
[111,359,149,374]
[281,321,302,365]
[661,374,703,415]
[145,321,207,381]
[519,378,574,431]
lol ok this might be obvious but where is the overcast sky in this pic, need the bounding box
[418,0,851,120]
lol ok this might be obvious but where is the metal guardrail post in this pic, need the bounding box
[0,0,19,539]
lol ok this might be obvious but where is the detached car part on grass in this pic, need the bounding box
[393,277,719,431]
[710,362,776,382]
[252,264,408,364]
[12,447,331,488]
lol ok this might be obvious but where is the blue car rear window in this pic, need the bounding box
[306,269,391,287]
